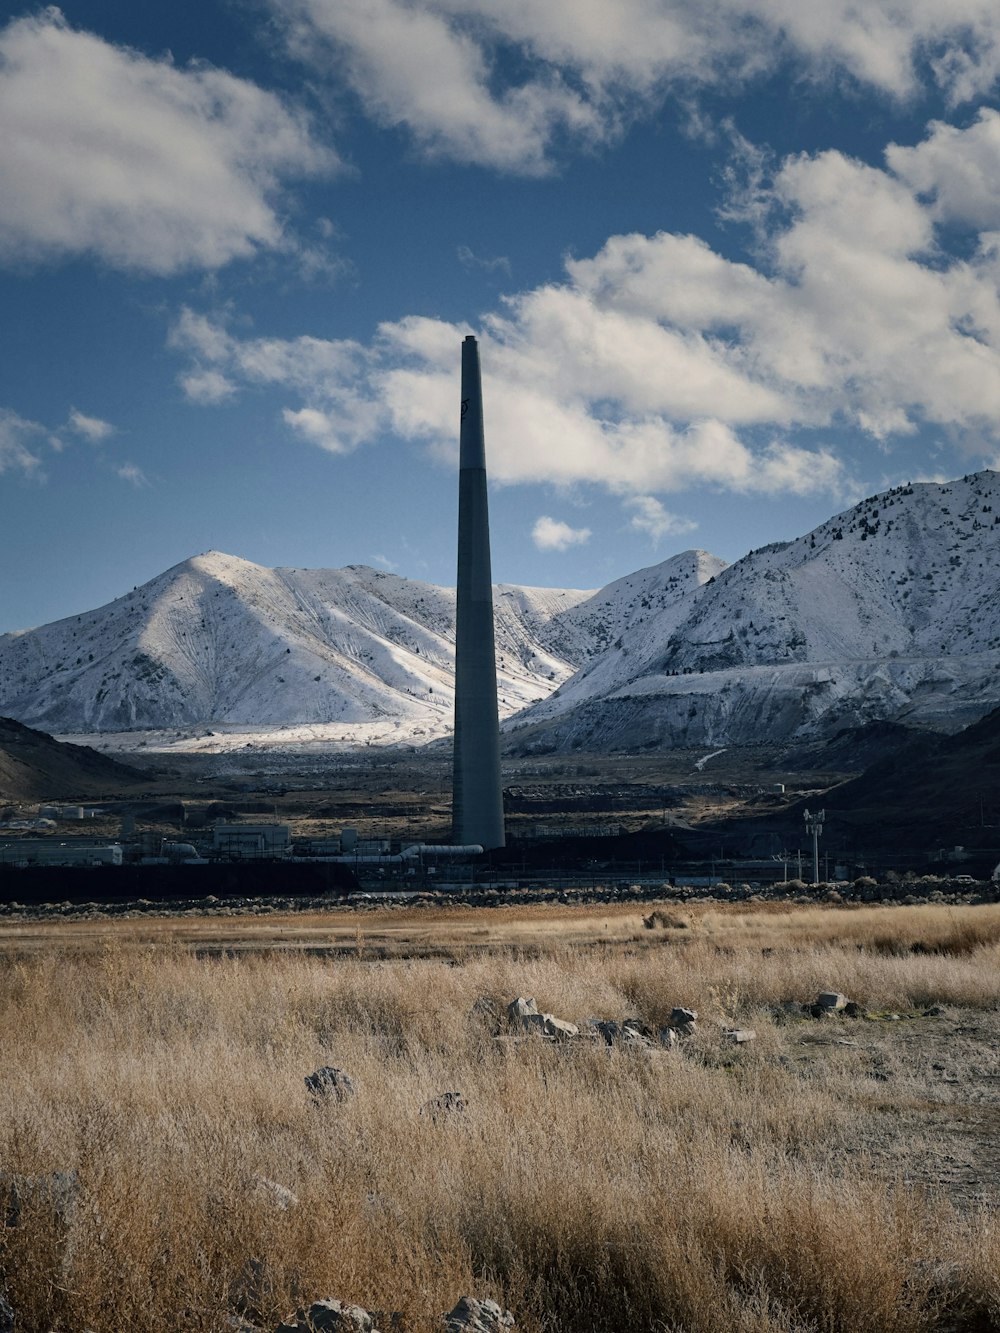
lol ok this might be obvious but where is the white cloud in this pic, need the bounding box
[282,407,357,454]
[532,515,592,551]
[68,408,114,442]
[179,369,237,406]
[625,495,697,544]
[267,0,1000,171]
[0,409,45,478]
[169,112,1000,499]
[272,0,601,173]
[458,245,512,275]
[170,307,382,449]
[0,9,334,274]
[116,462,149,487]
[887,108,1000,229]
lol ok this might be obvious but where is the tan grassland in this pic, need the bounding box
[2,900,1000,1332]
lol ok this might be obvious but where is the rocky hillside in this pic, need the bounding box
[0,717,141,800]
[512,471,1000,751]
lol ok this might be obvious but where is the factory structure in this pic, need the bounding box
[0,823,489,871]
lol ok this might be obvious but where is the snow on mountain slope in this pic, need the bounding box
[655,473,1000,670]
[511,472,1000,750]
[5,471,1000,751]
[0,552,595,734]
[531,549,728,713]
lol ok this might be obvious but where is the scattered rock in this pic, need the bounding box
[816,992,848,1011]
[773,1001,807,1024]
[588,1019,653,1048]
[276,1299,381,1333]
[420,1091,466,1121]
[507,997,538,1024]
[666,1008,698,1038]
[657,1027,679,1049]
[0,1293,12,1333]
[506,997,578,1040]
[843,1000,865,1018]
[540,1014,579,1039]
[305,1067,356,1102]
[724,1029,757,1044]
[443,1296,514,1333]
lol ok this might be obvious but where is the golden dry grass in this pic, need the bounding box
[1,901,999,1331]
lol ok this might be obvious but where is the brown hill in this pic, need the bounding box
[817,706,1000,849]
[676,708,1000,877]
[0,717,142,801]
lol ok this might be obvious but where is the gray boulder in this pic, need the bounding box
[816,992,848,1011]
[506,996,538,1022]
[666,1008,698,1038]
[305,1067,356,1102]
[589,1020,654,1049]
[506,997,578,1040]
[276,1299,381,1333]
[539,1014,579,1039]
[443,1296,514,1333]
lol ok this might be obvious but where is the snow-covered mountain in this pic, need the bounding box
[0,551,602,734]
[4,471,1000,751]
[512,471,1000,751]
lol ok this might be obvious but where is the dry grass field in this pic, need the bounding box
[2,900,1000,1332]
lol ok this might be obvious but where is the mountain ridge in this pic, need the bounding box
[512,470,1000,751]
[3,471,1000,750]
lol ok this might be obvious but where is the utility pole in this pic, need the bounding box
[803,808,825,885]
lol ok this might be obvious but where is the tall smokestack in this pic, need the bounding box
[452,335,505,849]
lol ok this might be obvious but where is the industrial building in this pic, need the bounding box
[0,840,123,867]
[211,823,292,860]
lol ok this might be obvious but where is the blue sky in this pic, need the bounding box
[4,2,1000,632]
